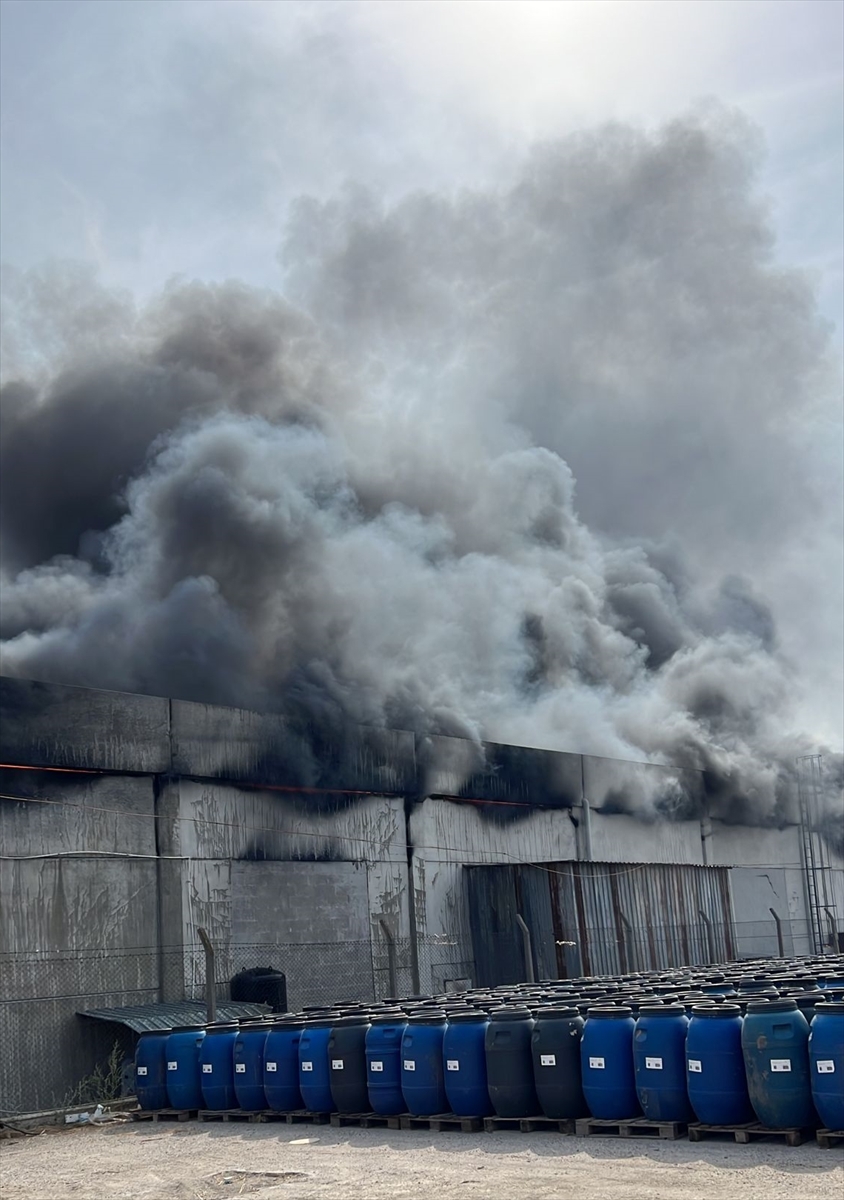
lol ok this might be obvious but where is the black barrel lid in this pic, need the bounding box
[745,998,798,1014]
[813,1000,844,1015]
[407,1009,447,1024]
[691,1003,741,1018]
[369,1011,408,1025]
[446,1010,489,1024]
[586,1005,633,1019]
[488,1005,534,1021]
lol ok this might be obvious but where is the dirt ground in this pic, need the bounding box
[1,1120,842,1200]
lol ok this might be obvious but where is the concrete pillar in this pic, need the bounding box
[154,776,186,1002]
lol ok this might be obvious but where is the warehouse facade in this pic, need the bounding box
[1,675,842,1113]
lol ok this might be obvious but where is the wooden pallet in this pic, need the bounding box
[259,1110,332,1125]
[132,1109,196,1123]
[816,1129,844,1149]
[484,1115,576,1134]
[575,1116,687,1140]
[198,1109,263,1123]
[330,1112,402,1129]
[688,1122,814,1147]
[400,1113,484,1133]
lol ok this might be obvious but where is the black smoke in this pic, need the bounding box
[1,111,841,828]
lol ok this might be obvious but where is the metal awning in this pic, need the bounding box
[78,1001,269,1033]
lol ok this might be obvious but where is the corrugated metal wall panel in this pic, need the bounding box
[515,866,558,981]
[465,866,524,987]
[466,861,734,983]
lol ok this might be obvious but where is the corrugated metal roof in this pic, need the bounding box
[78,1001,269,1032]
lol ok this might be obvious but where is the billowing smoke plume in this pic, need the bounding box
[1,111,841,827]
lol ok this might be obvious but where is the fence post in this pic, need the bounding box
[698,910,715,963]
[197,927,217,1024]
[378,918,398,997]
[769,907,785,957]
[515,914,535,983]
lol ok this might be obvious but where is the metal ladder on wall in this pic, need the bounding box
[797,755,835,954]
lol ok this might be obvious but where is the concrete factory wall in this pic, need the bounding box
[1,674,842,1113]
[0,771,159,1113]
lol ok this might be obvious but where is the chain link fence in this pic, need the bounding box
[1,915,835,1118]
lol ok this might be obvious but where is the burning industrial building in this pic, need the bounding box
[0,110,841,1115]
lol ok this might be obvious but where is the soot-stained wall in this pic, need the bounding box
[2,674,842,1112]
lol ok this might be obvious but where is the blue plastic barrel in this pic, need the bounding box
[443,1011,493,1117]
[199,1022,239,1111]
[264,1019,304,1112]
[581,1006,640,1120]
[742,999,815,1128]
[401,1011,448,1116]
[366,1013,407,1115]
[809,1001,844,1131]
[135,1030,170,1110]
[233,1020,270,1112]
[685,1003,753,1125]
[299,1017,337,1113]
[633,1004,694,1122]
[165,1025,206,1110]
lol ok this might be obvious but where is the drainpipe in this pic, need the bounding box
[404,796,421,994]
[824,908,838,955]
[515,914,536,983]
[578,756,593,862]
[698,910,716,964]
[619,910,633,973]
[769,907,785,958]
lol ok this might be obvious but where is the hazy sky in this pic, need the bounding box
[1,0,842,325]
[0,0,842,752]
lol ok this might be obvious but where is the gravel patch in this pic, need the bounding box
[1,1120,842,1200]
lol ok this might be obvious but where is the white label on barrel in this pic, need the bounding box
[167,1061,178,1071]
[202,1064,213,1074]
[235,1063,246,1074]
[589,1057,605,1070]
[332,1059,344,1070]
[370,1061,383,1072]
[404,1060,416,1072]
[645,1057,663,1070]
[688,1060,702,1073]
[447,1060,460,1071]
[540,1055,556,1067]
[266,1062,277,1072]
[816,1060,835,1074]
[771,1059,791,1073]
[136,1066,148,1076]
[302,1061,313,1072]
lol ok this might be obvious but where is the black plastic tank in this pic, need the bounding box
[531,1006,586,1119]
[485,1007,540,1117]
[328,1014,371,1114]
[230,966,288,1013]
